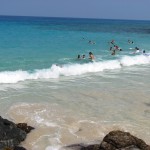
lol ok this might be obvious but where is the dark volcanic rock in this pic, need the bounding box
[0,116,27,149]
[16,123,34,134]
[0,146,27,150]
[100,130,150,150]
[65,130,150,150]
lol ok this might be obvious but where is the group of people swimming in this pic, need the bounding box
[77,39,148,61]
[77,52,95,60]
[109,40,123,55]
[109,39,147,55]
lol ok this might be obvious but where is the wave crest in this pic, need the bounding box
[0,55,149,84]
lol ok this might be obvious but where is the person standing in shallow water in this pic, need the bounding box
[89,52,94,60]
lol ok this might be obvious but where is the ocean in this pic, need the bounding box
[0,16,150,150]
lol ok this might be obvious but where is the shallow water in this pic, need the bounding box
[0,65,149,149]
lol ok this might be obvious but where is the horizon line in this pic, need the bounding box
[0,14,150,22]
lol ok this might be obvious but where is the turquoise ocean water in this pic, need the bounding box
[0,16,150,149]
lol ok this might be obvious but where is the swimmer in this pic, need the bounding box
[89,52,95,60]
[143,50,146,53]
[82,54,85,59]
[142,50,149,56]
[110,46,113,51]
[114,45,119,50]
[114,45,122,51]
[88,40,96,44]
[111,40,115,45]
[135,47,139,50]
[111,50,116,55]
[77,54,81,59]
[128,40,134,44]
[133,47,140,54]
[88,40,92,44]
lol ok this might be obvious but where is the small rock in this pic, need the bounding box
[16,123,34,134]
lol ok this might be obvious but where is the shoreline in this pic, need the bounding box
[0,116,150,150]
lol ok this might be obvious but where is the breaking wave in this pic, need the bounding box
[0,55,149,84]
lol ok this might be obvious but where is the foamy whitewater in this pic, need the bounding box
[0,55,150,83]
[0,16,150,150]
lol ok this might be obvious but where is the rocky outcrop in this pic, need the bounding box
[0,116,26,149]
[16,123,34,134]
[65,130,150,150]
[1,116,150,150]
[0,116,34,150]
[99,130,150,150]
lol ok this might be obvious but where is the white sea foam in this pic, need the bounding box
[0,55,149,84]
[120,55,150,66]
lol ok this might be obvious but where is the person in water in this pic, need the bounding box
[77,54,81,59]
[88,40,96,44]
[89,52,94,60]
[82,54,85,59]
[110,39,115,45]
[111,50,116,55]
[133,47,140,54]
[77,54,85,59]
[128,40,134,44]
[114,45,119,50]
[135,47,139,50]
[142,50,149,56]
[114,45,122,51]
[110,46,113,51]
